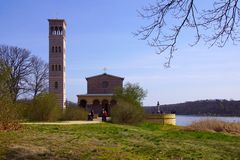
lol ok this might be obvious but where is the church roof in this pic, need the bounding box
[86,73,124,81]
[77,93,114,97]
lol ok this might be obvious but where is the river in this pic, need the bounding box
[176,115,240,126]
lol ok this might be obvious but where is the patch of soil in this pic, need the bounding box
[4,144,67,160]
[0,122,22,131]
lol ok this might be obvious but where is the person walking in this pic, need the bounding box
[102,108,107,122]
[90,109,94,120]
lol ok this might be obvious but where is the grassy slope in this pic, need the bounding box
[0,123,240,160]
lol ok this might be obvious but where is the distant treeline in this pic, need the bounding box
[144,99,240,116]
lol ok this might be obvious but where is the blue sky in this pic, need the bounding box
[0,0,239,106]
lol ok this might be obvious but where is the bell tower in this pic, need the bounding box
[48,19,66,109]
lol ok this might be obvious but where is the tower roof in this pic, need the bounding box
[48,19,67,26]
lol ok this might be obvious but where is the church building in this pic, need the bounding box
[77,73,124,115]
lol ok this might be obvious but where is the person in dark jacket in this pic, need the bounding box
[90,109,94,120]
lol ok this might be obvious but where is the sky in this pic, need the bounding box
[0,0,240,106]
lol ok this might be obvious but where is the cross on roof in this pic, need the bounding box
[103,67,107,73]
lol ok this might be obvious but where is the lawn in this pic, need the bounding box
[0,122,240,160]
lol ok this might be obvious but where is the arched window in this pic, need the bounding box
[55,27,58,35]
[50,26,54,35]
[52,46,54,52]
[58,46,61,52]
[55,65,58,71]
[54,81,58,89]
[79,99,87,108]
[93,99,100,106]
[52,65,54,71]
[102,99,109,113]
[55,46,58,52]
[58,65,61,71]
[59,27,63,35]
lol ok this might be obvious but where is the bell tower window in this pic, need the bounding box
[50,26,54,35]
[55,27,58,35]
[52,65,54,71]
[59,65,61,71]
[59,27,63,35]
[54,81,58,89]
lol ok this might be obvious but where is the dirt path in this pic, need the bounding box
[22,119,102,125]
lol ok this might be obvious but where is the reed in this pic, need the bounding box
[185,119,240,134]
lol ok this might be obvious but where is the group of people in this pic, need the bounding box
[87,108,108,122]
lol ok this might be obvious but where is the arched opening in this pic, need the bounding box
[55,27,58,35]
[50,26,54,35]
[101,99,109,114]
[55,46,58,52]
[93,99,100,106]
[52,46,54,52]
[79,99,87,108]
[58,65,61,71]
[54,81,58,89]
[58,46,61,52]
[92,99,101,114]
[55,65,58,71]
[52,65,54,71]
[59,27,63,35]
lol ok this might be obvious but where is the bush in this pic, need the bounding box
[184,119,240,134]
[63,107,88,120]
[27,93,62,121]
[0,97,21,130]
[114,83,147,107]
[111,100,144,124]
[111,83,146,125]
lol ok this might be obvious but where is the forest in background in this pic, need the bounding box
[144,99,240,116]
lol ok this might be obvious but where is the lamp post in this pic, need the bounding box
[157,101,160,114]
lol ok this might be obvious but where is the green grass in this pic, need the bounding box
[0,122,240,160]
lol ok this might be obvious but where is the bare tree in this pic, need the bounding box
[29,56,48,98]
[0,61,11,98]
[136,0,240,67]
[0,45,32,101]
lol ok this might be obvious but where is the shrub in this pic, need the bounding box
[111,82,146,125]
[0,97,21,130]
[184,119,240,134]
[27,93,62,121]
[114,82,147,107]
[111,100,144,124]
[63,107,88,120]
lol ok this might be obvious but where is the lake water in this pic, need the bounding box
[176,115,240,126]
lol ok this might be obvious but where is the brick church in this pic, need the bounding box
[77,73,124,115]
